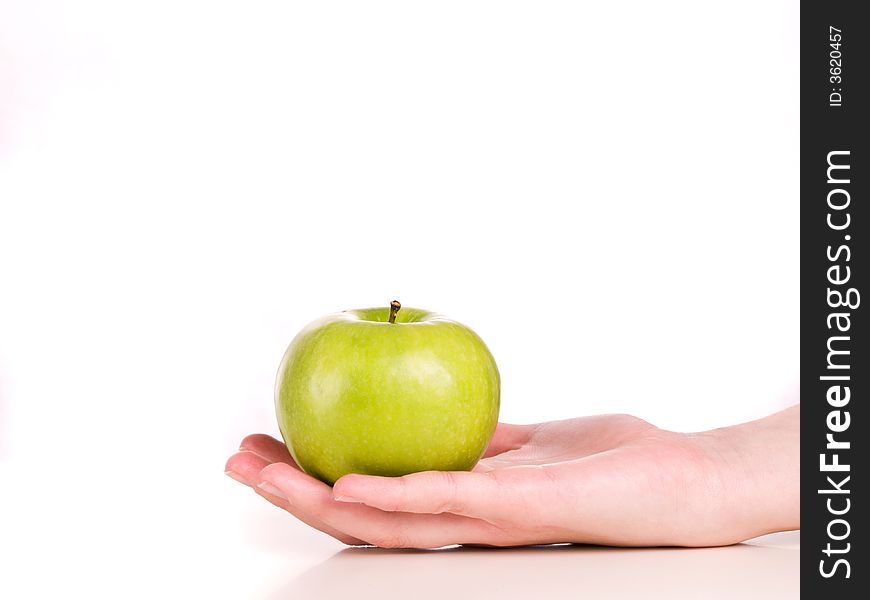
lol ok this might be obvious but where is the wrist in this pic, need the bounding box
[692,406,800,543]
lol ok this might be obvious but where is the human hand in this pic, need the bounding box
[225,406,799,549]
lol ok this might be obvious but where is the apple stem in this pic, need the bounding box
[388,300,401,324]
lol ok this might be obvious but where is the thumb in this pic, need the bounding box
[333,470,502,518]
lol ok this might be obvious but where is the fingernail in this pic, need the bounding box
[225,470,247,485]
[257,481,288,500]
[334,495,361,503]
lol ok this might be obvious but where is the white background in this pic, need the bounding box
[1,1,799,598]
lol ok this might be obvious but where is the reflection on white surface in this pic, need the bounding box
[267,532,799,600]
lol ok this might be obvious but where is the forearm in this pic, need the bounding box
[697,405,800,542]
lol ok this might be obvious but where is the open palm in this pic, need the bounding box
[226,411,795,549]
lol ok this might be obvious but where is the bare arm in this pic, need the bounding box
[226,405,800,548]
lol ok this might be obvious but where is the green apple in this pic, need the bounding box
[275,301,500,485]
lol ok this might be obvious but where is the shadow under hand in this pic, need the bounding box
[268,532,799,600]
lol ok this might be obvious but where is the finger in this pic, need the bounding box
[238,433,299,469]
[332,470,502,519]
[481,423,536,458]
[225,451,364,546]
[259,463,503,549]
[225,450,272,485]
[251,486,366,546]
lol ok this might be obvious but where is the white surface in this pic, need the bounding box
[274,532,800,600]
[1,1,799,598]
[0,460,799,599]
